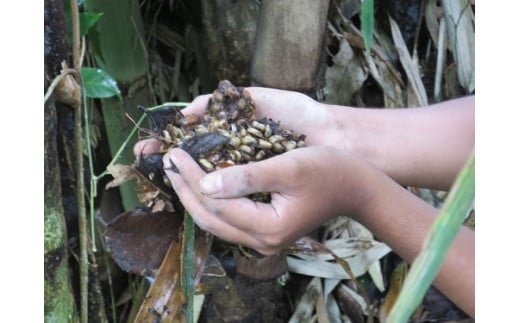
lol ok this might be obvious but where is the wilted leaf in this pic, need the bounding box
[288,277,321,323]
[424,0,442,48]
[287,240,391,279]
[103,209,182,276]
[441,0,475,93]
[322,279,343,323]
[81,67,122,101]
[105,164,137,189]
[389,15,428,107]
[325,39,368,105]
[322,218,387,294]
[134,228,214,322]
[368,260,386,293]
[364,52,404,107]
[335,283,366,323]
[134,240,185,322]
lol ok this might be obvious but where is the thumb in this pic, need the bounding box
[199,151,302,198]
[181,94,211,115]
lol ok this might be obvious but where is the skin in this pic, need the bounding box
[134,88,475,317]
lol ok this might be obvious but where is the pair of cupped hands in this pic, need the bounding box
[134,87,382,255]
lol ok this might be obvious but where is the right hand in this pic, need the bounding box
[161,145,377,255]
[134,86,337,155]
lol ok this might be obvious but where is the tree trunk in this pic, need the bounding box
[200,0,260,88]
[44,1,78,321]
[250,0,331,95]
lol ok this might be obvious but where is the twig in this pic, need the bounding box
[71,0,80,71]
[69,0,88,322]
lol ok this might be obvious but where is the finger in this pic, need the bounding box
[133,139,162,156]
[162,150,277,253]
[181,94,211,115]
[199,150,305,198]
[165,148,288,242]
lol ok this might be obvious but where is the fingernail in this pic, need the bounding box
[200,173,222,196]
[163,152,179,174]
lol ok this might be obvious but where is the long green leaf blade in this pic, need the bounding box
[387,152,475,322]
[361,0,374,53]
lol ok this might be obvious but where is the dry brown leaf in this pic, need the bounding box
[288,277,321,323]
[424,0,443,48]
[334,283,366,323]
[389,15,428,107]
[441,0,475,93]
[325,38,368,105]
[105,164,138,189]
[133,230,213,322]
[103,209,182,277]
[133,240,184,322]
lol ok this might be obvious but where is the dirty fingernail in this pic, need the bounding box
[163,152,179,174]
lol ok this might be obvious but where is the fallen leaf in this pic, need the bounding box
[105,164,138,189]
[389,15,428,107]
[103,208,182,276]
[324,39,368,105]
[288,277,321,323]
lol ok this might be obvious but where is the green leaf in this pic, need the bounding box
[64,0,103,41]
[361,0,374,53]
[80,12,103,37]
[81,67,122,101]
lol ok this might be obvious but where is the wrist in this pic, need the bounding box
[320,104,360,153]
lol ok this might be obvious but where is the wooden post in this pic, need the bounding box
[251,0,331,94]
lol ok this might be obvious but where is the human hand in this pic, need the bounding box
[162,145,376,255]
[184,87,334,144]
[134,87,336,155]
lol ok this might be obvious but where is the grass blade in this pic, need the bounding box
[360,0,374,53]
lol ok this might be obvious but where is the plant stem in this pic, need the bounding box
[182,211,195,323]
[70,0,80,70]
[84,97,98,252]
[70,0,88,321]
[75,60,88,323]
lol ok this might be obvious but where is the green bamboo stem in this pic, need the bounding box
[387,151,475,322]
